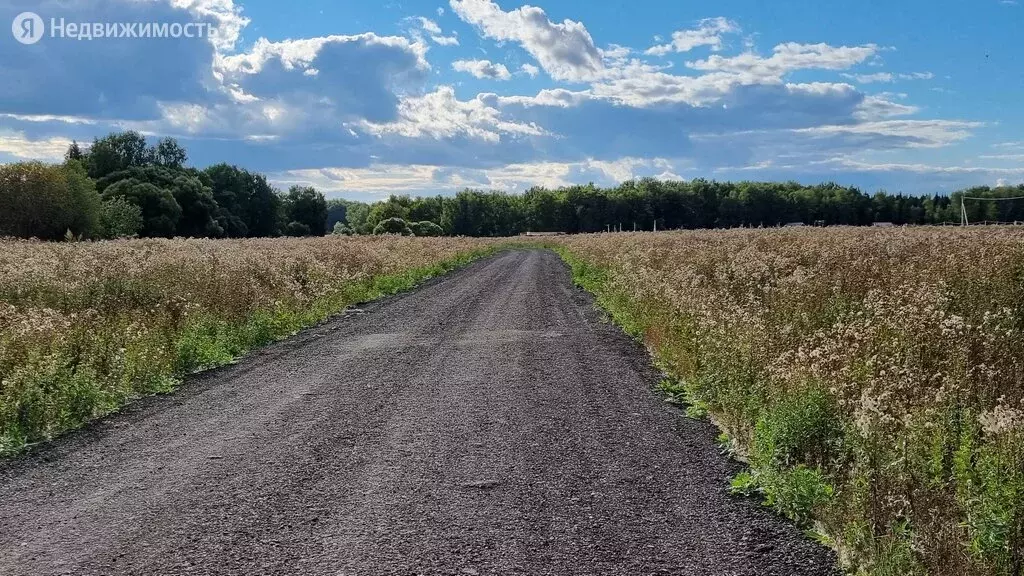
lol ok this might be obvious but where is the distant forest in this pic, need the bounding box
[2,130,1023,240]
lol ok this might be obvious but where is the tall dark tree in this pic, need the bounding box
[152,137,188,169]
[204,165,283,237]
[203,164,251,237]
[169,175,223,238]
[325,199,349,232]
[282,186,328,236]
[245,172,282,237]
[65,141,83,162]
[87,131,152,179]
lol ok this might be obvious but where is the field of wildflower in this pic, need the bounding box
[551,227,1024,576]
[0,236,499,454]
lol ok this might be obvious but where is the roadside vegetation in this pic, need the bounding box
[551,228,1024,576]
[0,236,500,454]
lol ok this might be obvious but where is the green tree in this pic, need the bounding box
[245,173,282,237]
[63,160,102,238]
[409,196,444,223]
[0,161,102,239]
[345,202,372,234]
[93,165,232,238]
[170,175,224,238]
[99,197,144,239]
[367,197,412,229]
[102,179,182,238]
[203,163,249,237]
[282,186,328,236]
[204,165,282,237]
[87,131,152,179]
[152,137,188,169]
[326,199,349,231]
[65,141,84,162]
[523,187,567,232]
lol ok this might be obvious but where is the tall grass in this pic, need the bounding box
[552,228,1024,576]
[0,236,500,454]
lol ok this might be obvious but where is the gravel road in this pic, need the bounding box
[0,249,837,576]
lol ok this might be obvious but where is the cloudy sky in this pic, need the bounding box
[1,0,1022,200]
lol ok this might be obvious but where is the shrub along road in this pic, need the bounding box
[0,250,837,575]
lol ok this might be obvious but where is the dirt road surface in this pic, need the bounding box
[0,249,837,575]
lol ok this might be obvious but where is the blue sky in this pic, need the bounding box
[1,0,1022,201]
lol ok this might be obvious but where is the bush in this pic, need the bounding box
[752,387,840,470]
[99,197,144,239]
[283,221,312,237]
[410,221,444,237]
[332,222,353,235]
[373,217,413,236]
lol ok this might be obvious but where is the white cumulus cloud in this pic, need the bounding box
[357,86,545,142]
[520,63,540,77]
[453,59,513,80]
[646,17,739,56]
[687,42,879,81]
[450,0,604,82]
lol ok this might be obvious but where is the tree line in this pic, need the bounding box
[1,132,331,240]
[2,131,1023,240]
